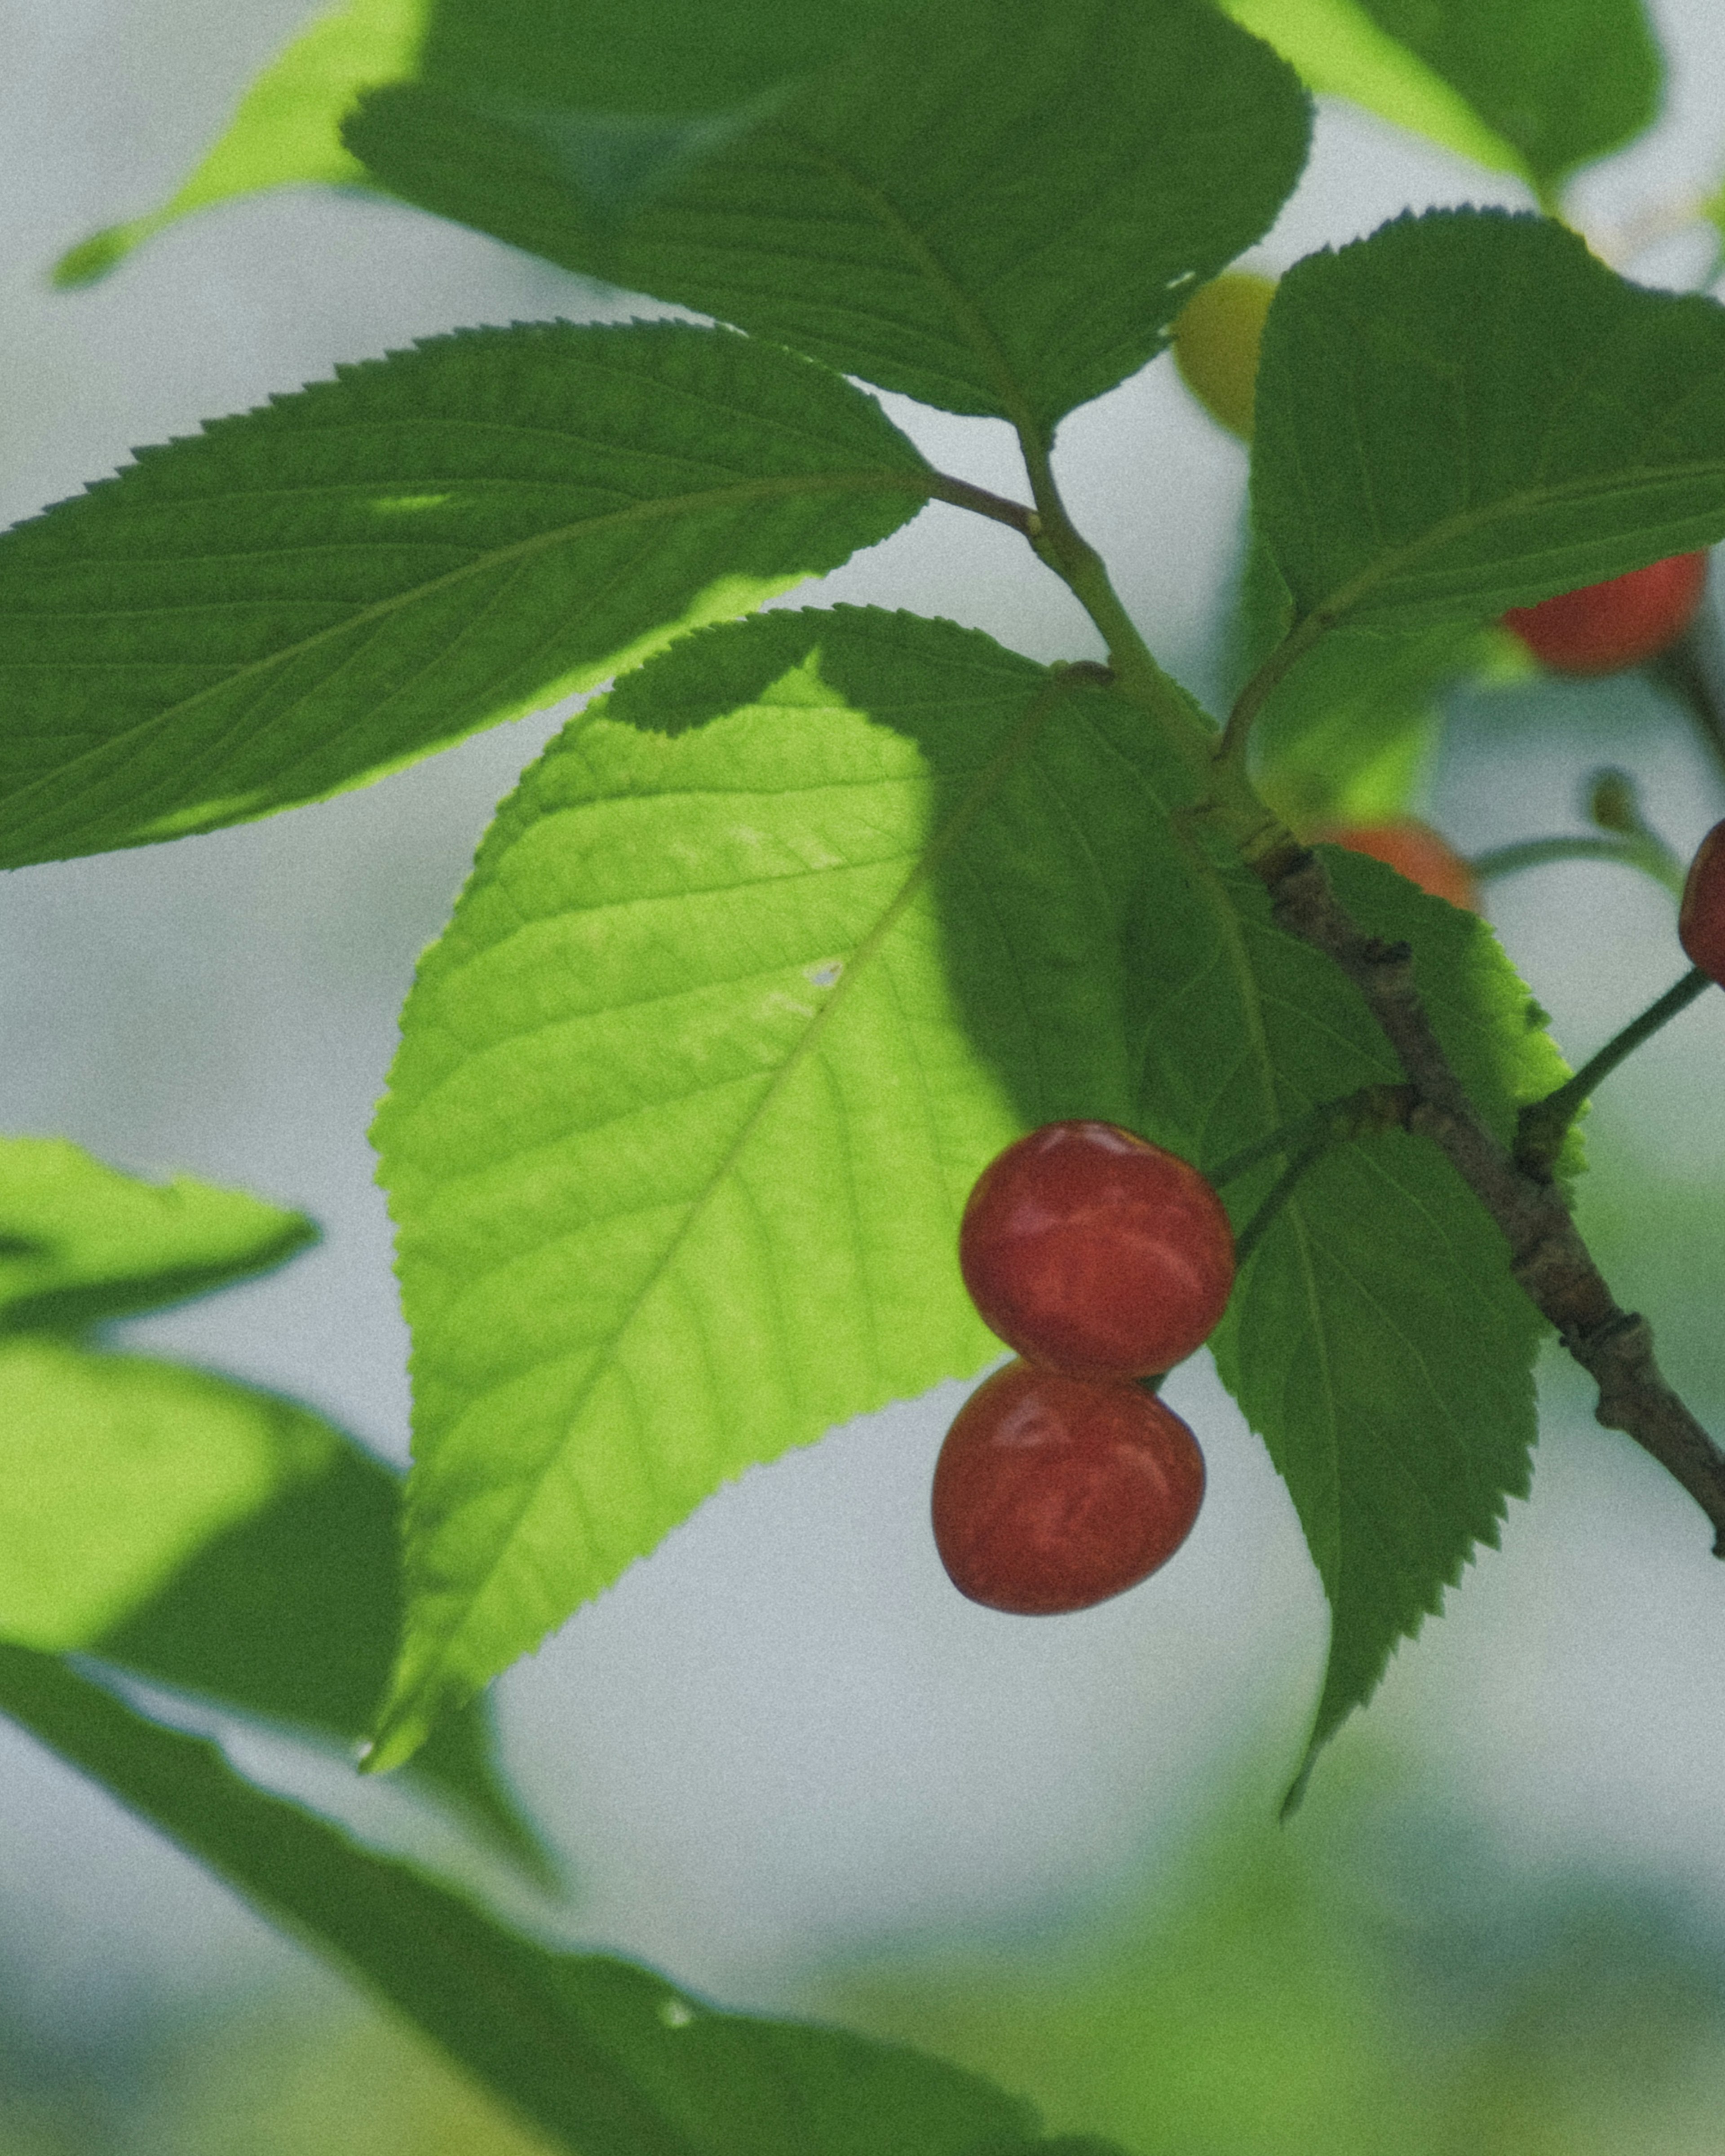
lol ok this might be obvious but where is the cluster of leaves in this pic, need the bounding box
[7,0,1725,2148]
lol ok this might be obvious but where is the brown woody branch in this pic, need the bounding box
[1263,842,1725,1556]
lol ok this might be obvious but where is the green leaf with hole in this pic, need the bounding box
[52,0,422,287]
[1220,0,1659,194]
[0,1644,1075,2156]
[1252,209,1725,644]
[342,0,1310,426]
[0,1135,314,1330]
[0,320,932,869]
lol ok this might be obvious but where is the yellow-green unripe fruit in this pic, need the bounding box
[1170,270,1276,443]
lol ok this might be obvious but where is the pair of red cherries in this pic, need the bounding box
[933,1121,1235,1616]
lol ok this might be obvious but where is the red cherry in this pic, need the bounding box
[1315,818,1478,910]
[959,1120,1234,1379]
[1502,552,1708,676]
[1679,818,1725,987]
[932,1361,1205,1614]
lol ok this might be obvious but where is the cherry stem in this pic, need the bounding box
[1515,966,1714,1179]
[1647,620,1725,794]
[1470,832,1686,899]
[1204,1082,1415,1189]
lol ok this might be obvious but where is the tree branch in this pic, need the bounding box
[1264,845,1725,1555]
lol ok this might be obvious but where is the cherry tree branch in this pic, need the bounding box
[1263,843,1725,1556]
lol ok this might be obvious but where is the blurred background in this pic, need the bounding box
[4,1,1725,2149]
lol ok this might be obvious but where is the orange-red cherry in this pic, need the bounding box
[959,1120,1234,1379]
[932,1361,1206,1614]
[1679,818,1725,987]
[1502,552,1708,676]
[1315,818,1478,910]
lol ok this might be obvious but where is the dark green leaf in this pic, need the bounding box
[1252,210,1725,641]
[1137,844,1560,1796]
[0,1135,313,1331]
[0,321,931,868]
[0,1644,1057,2156]
[1351,0,1660,192]
[344,0,1310,427]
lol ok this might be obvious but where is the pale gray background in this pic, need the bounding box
[2,0,1724,2041]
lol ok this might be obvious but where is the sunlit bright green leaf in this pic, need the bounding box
[1252,210,1725,642]
[53,0,422,287]
[0,1135,314,1330]
[371,605,1555,1786]
[344,0,1310,426]
[0,1645,1074,2156]
[0,320,931,868]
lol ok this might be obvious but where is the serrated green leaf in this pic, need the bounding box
[1134,844,1563,1797]
[0,1135,314,1330]
[0,1644,1058,2156]
[1252,209,1725,644]
[370,603,1559,1785]
[343,0,1310,427]
[1221,0,1660,194]
[369,609,1178,1764]
[52,0,421,287]
[0,321,932,869]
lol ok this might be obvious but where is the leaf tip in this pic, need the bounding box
[51,224,138,289]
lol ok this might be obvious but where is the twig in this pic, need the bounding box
[1263,845,1725,1555]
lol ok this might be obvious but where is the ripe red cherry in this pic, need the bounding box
[1679,818,1725,987]
[1502,552,1708,676]
[932,1361,1205,1614]
[959,1120,1234,1379]
[1315,818,1478,910]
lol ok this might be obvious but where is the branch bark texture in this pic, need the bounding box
[1265,845,1725,1556]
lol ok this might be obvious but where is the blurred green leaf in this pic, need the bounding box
[0,1136,545,1872]
[343,0,1311,426]
[0,1337,332,1652]
[1252,210,1725,644]
[0,1135,314,1330]
[52,0,421,287]
[0,1644,1078,2156]
[1222,0,1659,195]
[0,320,931,869]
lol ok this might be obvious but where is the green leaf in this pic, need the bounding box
[1350,0,1660,194]
[1252,209,1725,642]
[370,609,1174,1764]
[343,0,1311,427]
[1137,843,1561,1799]
[52,0,421,287]
[0,321,932,869]
[1229,528,1481,829]
[1220,0,1659,194]
[370,603,1556,1784]
[0,1135,314,1331]
[0,1644,1062,2156]
[0,1337,336,1653]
